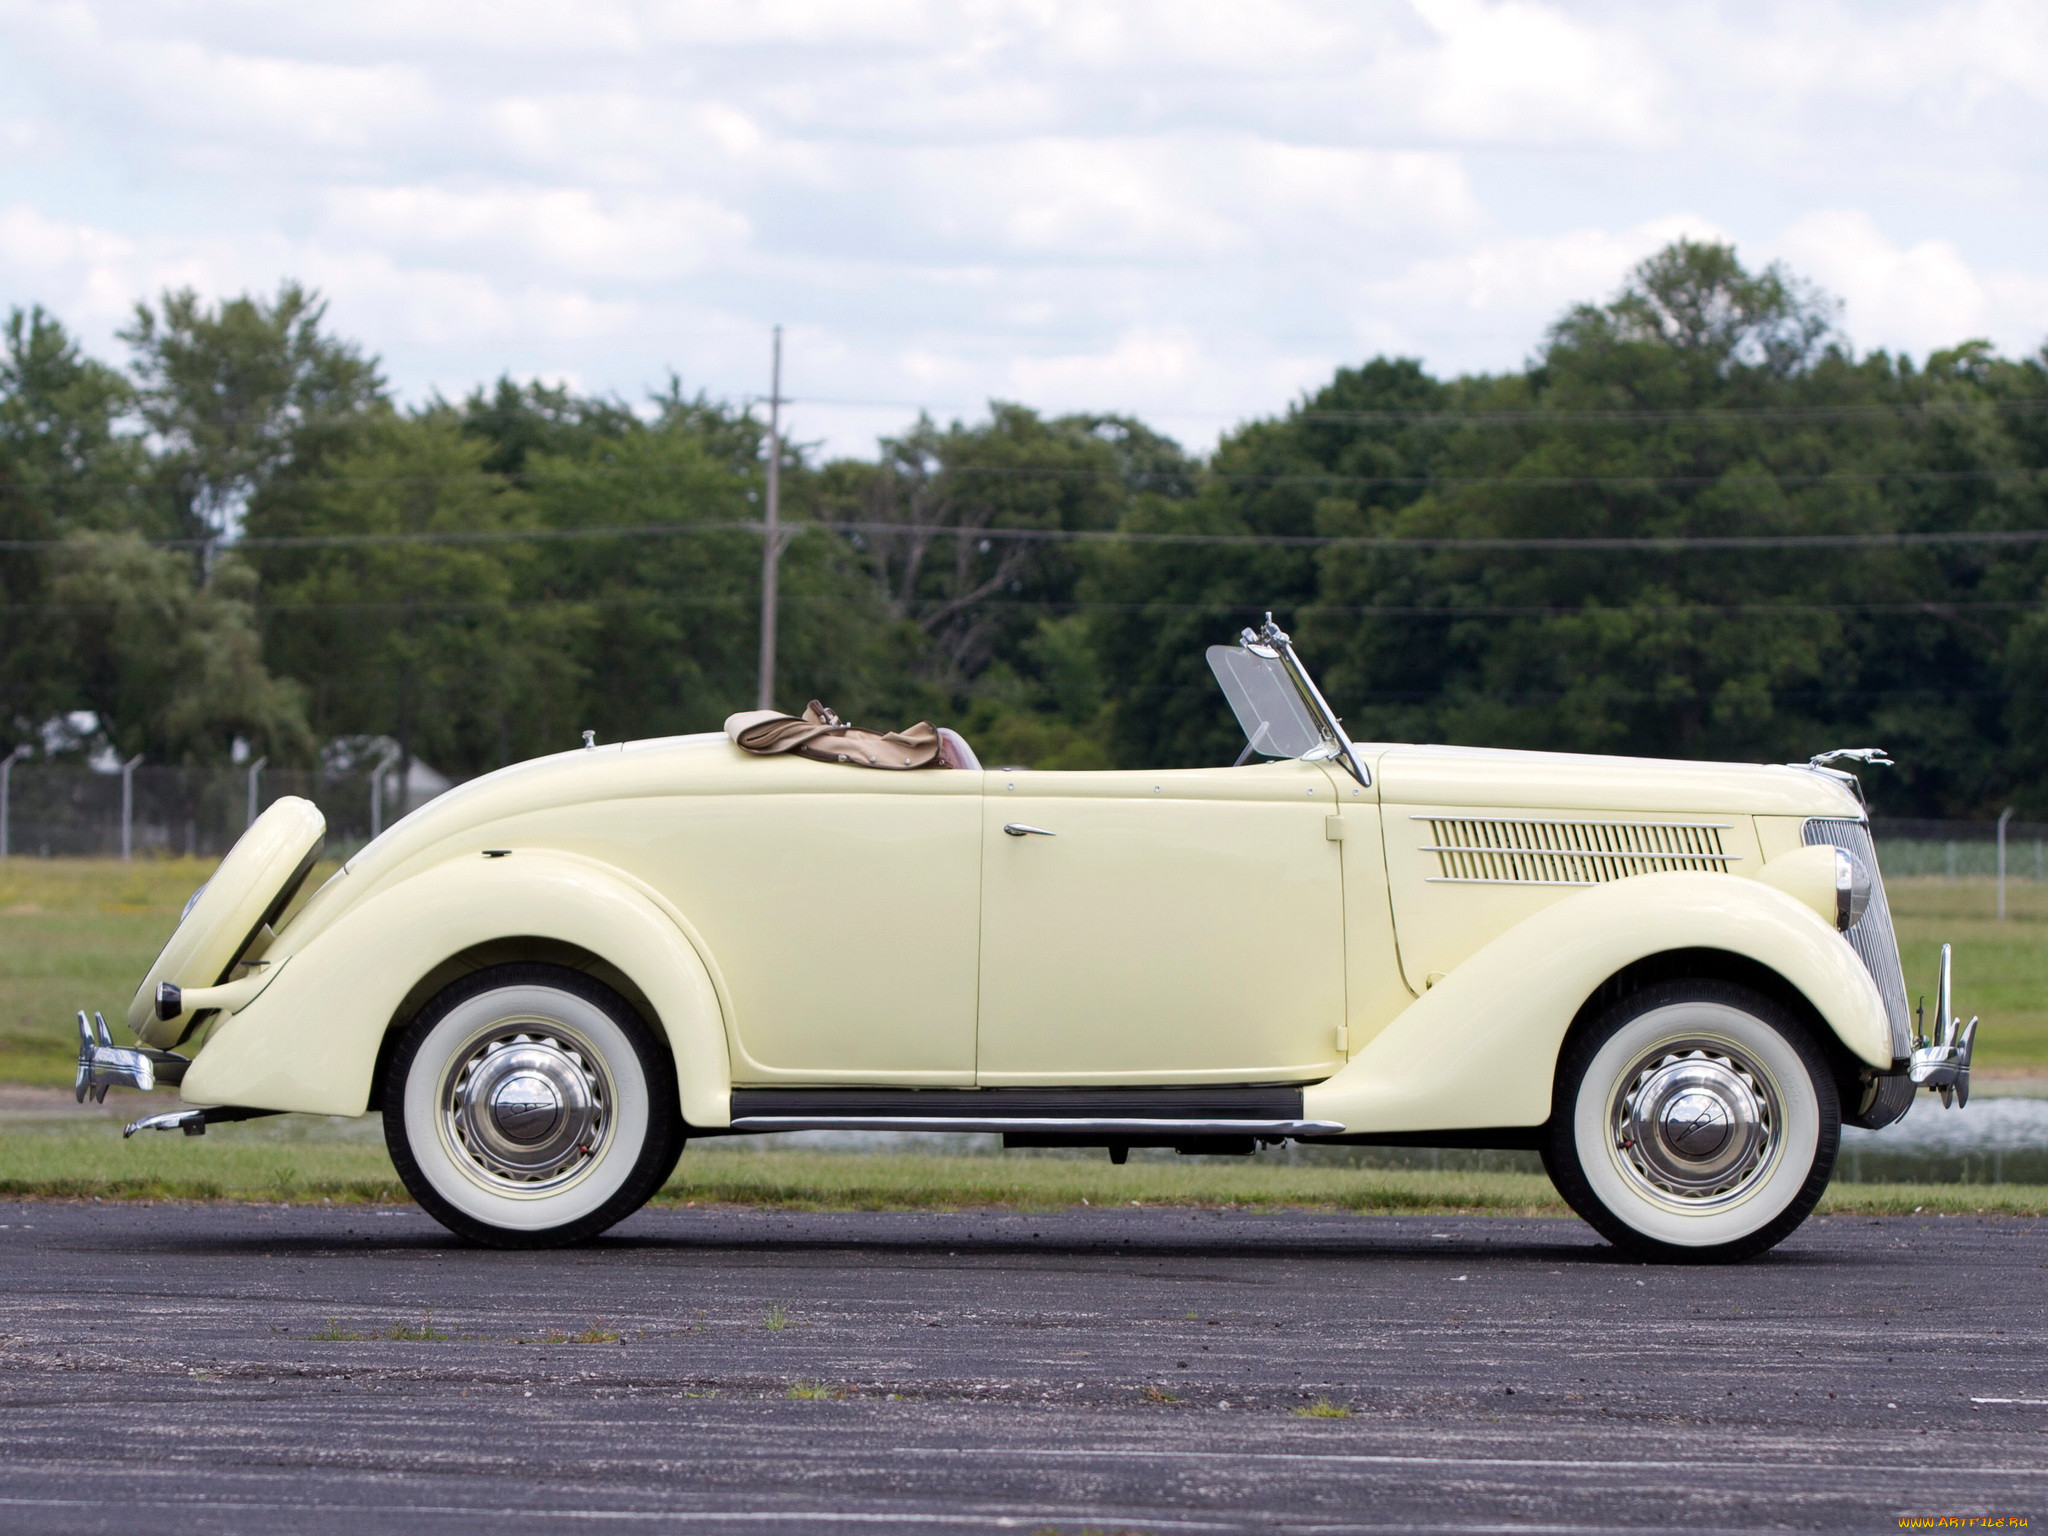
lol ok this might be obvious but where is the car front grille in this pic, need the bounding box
[1803,817,1911,1062]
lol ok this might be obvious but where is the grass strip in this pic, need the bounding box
[1813,1182,2048,1217]
[0,1125,2043,1216]
[0,1120,406,1203]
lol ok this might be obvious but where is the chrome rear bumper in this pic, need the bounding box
[74,1011,188,1103]
[75,1011,282,1137]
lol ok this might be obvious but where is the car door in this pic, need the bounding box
[975,758,1348,1084]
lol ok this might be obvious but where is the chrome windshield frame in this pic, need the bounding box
[1238,614,1370,788]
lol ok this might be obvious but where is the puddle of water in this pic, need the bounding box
[1838,1095,2048,1183]
[1845,1095,2048,1154]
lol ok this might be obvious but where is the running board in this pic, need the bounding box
[724,1085,1337,1139]
[728,1116,1342,1136]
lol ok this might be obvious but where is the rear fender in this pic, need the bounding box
[178,852,732,1126]
[1303,872,1888,1134]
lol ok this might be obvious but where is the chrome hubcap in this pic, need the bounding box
[1613,1041,1778,1206]
[443,1028,610,1190]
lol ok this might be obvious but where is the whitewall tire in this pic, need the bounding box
[382,965,683,1247]
[1543,980,1839,1263]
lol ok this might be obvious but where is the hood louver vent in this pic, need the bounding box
[1418,817,1738,886]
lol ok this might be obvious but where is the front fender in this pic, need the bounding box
[178,852,732,1126]
[1303,872,1889,1134]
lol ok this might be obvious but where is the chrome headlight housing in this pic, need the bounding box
[1832,846,1872,931]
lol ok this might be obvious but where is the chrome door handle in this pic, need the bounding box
[1002,823,1056,837]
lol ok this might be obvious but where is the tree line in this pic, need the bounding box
[3,239,2044,816]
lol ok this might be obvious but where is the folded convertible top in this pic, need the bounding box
[724,700,946,770]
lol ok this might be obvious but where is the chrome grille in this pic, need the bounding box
[1418,817,1737,886]
[1804,817,1911,1061]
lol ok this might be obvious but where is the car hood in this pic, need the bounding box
[1367,742,1865,819]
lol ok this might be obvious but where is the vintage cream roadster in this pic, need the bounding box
[77,618,1975,1261]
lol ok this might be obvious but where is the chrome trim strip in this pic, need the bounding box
[1410,816,1735,831]
[1423,875,1723,887]
[728,1116,1345,1136]
[1417,846,1737,860]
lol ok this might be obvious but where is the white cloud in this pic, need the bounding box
[1005,325,1207,401]
[1773,208,2048,359]
[320,186,752,280]
[0,0,2042,453]
[1405,0,1667,145]
[889,137,1476,261]
[1356,215,1731,365]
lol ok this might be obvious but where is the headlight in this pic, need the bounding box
[1833,847,1872,930]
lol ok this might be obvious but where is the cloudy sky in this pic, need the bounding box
[1,0,2043,455]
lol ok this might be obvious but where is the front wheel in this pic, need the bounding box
[382,964,684,1248]
[1543,980,1839,1263]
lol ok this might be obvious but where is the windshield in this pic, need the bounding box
[1206,645,1324,759]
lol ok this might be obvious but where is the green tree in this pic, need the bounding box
[52,533,312,764]
[247,412,585,778]
[1090,358,1448,768]
[523,397,921,739]
[0,308,151,740]
[833,406,1142,685]
[120,283,385,545]
[457,376,642,477]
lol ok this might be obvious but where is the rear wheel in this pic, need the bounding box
[1543,980,1839,1263]
[382,964,683,1248]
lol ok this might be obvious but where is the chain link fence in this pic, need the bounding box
[0,765,461,861]
[1868,817,2048,880]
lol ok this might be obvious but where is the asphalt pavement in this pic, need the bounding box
[0,1199,2042,1534]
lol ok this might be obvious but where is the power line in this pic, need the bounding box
[12,602,2031,626]
[12,517,2048,554]
[8,462,2043,498]
[780,396,2048,427]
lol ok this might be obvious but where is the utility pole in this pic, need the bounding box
[755,325,784,712]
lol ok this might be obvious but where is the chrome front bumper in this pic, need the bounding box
[1907,942,1978,1108]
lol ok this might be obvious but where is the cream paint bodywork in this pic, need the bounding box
[180,850,734,1125]
[976,759,1344,1083]
[186,735,987,1114]
[1300,743,1882,1130]
[1303,871,1891,1133]
[1330,775,1413,1059]
[1381,808,1768,994]
[549,753,984,1083]
[172,727,1890,1136]
[1754,843,1851,927]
